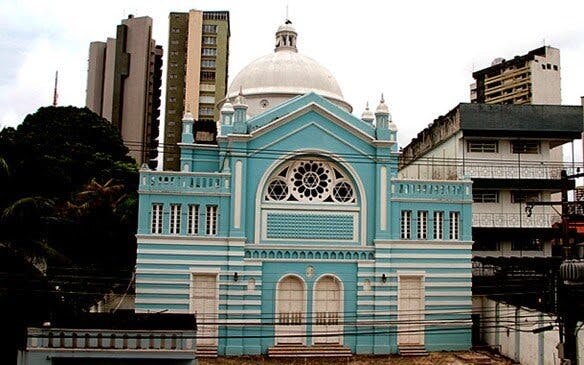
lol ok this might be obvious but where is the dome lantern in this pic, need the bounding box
[221,21,352,117]
[275,19,298,53]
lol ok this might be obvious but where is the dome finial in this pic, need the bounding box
[275,19,298,53]
[234,86,247,108]
[376,93,389,114]
[361,102,374,123]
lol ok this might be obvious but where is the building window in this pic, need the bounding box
[170,51,179,56]
[553,65,558,71]
[188,204,199,235]
[202,24,218,33]
[401,210,412,239]
[169,73,178,79]
[511,191,540,203]
[202,48,217,56]
[151,203,163,234]
[512,238,543,251]
[511,141,540,154]
[201,71,215,81]
[201,59,216,68]
[467,140,498,153]
[199,95,215,104]
[206,205,218,235]
[171,40,179,45]
[417,211,428,240]
[264,159,355,204]
[199,107,214,116]
[473,190,499,203]
[171,27,180,33]
[449,211,460,240]
[434,211,443,240]
[169,204,181,234]
[203,36,216,45]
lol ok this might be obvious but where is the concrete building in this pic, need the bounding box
[470,46,561,105]
[86,15,163,169]
[135,21,473,357]
[399,103,582,258]
[163,10,230,171]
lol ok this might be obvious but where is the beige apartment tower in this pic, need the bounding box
[470,46,561,105]
[86,15,163,169]
[163,10,230,171]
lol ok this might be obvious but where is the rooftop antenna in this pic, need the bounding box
[52,70,58,107]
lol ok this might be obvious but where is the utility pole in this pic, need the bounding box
[526,169,584,364]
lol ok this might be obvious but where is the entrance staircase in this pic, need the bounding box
[398,344,429,356]
[195,345,218,357]
[268,344,352,357]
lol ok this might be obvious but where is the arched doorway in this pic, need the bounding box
[313,275,343,344]
[275,275,306,344]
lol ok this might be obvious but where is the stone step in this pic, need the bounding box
[398,344,429,357]
[268,344,352,357]
[196,346,218,357]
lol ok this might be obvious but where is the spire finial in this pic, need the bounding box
[52,70,58,107]
[361,101,374,122]
[380,93,385,103]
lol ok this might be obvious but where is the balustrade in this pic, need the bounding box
[140,171,230,194]
[391,179,471,200]
[27,328,195,351]
[472,213,561,228]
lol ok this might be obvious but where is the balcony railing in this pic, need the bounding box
[391,179,472,200]
[458,163,579,180]
[139,170,230,194]
[472,213,561,228]
[26,328,196,351]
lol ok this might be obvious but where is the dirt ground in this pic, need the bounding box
[199,350,515,365]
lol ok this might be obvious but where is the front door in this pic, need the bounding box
[191,273,218,347]
[398,275,424,345]
[313,276,342,344]
[276,275,305,344]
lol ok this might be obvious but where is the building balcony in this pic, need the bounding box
[391,179,472,201]
[25,327,196,353]
[472,212,561,228]
[459,163,578,180]
[139,170,230,195]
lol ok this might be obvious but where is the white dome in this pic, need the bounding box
[223,21,352,116]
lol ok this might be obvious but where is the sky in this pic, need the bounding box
[1,0,583,158]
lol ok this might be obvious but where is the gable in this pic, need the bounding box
[247,108,376,161]
[246,92,376,139]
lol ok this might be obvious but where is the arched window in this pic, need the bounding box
[265,159,355,203]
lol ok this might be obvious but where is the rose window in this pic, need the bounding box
[265,159,355,203]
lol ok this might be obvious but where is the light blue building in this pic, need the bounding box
[136,21,473,357]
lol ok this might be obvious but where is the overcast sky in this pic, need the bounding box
[1,0,583,157]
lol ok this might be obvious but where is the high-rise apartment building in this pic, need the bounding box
[163,10,230,171]
[86,15,163,169]
[470,46,560,105]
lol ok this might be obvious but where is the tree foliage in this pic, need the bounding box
[0,106,138,312]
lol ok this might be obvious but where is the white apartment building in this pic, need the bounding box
[399,103,582,258]
[470,46,561,105]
